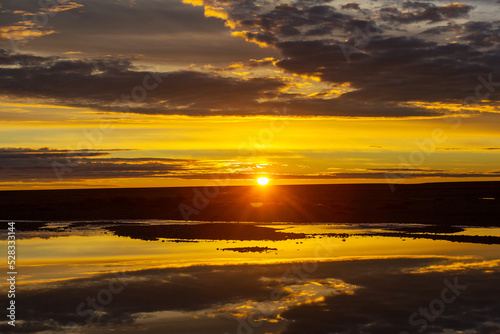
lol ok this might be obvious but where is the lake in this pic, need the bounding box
[1,220,499,333]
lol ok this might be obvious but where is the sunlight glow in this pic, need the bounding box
[257,177,270,185]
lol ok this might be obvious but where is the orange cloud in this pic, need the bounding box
[0,22,55,41]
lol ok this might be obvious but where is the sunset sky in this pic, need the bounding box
[1,0,500,189]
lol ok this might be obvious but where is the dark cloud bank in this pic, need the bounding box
[0,0,499,117]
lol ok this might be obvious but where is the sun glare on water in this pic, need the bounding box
[257,177,270,186]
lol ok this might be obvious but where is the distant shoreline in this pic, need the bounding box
[1,181,498,226]
[2,180,499,193]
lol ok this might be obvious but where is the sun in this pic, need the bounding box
[257,177,270,186]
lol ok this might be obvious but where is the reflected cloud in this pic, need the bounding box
[407,259,500,274]
[2,256,499,333]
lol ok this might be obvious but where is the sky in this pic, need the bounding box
[1,0,500,189]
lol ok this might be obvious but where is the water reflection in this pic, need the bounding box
[0,221,499,333]
[1,257,499,333]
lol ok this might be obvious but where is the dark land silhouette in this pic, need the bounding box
[1,181,498,226]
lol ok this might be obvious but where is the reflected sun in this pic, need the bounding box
[257,177,270,186]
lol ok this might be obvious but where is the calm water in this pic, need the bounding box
[1,221,500,333]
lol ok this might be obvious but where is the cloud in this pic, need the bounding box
[0,51,292,116]
[1,0,499,119]
[378,2,474,24]
[0,49,450,117]
[180,0,500,115]
[341,3,360,11]
[0,147,197,181]
[0,0,275,65]
[426,21,500,47]
[0,22,55,41]
[1,147,500,183]
[275,37,500,105]
[439,147,500,151]
[0,1,82,43]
